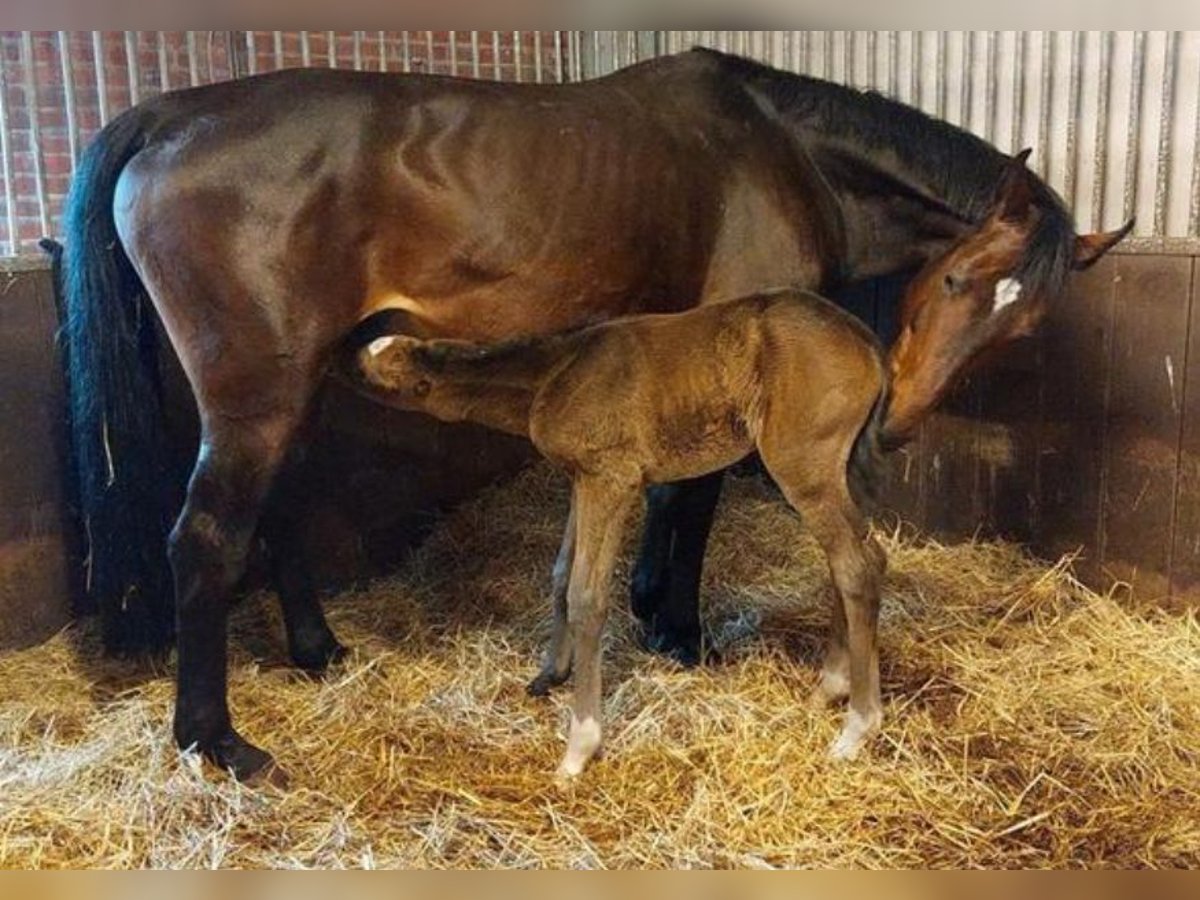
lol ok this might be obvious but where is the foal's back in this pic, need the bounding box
[528,290,885,485]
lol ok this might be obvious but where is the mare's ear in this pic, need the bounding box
[1074,219,1135,270]
[991,148,1034,223]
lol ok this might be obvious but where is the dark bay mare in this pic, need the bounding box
[63,48,1130,781]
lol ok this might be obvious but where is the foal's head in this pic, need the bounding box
[359,335,433,404]
[883,150,1131,445]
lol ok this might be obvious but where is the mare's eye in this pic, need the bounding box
[943,273,968,295]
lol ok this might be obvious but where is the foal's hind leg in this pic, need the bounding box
[528,497,577,697]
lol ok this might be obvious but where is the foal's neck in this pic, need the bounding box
[410,335,574,437]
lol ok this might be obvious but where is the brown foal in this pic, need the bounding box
[356,289,888,778]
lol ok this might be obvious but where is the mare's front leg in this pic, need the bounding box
[629,470,725,666]
[558,478,638,780]
[528,496,577,697]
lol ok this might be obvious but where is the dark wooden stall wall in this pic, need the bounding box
[0,264,76,649]
[3,252,1199,649]
[876,250,1200,607]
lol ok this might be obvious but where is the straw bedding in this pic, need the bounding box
[1,463,1197,868]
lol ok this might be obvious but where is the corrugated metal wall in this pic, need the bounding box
[606,32,1200,249]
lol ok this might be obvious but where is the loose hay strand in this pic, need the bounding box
[1,464,1198,868]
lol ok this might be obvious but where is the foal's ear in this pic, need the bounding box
[991,149,1034,223]
[1073,218,1135,270]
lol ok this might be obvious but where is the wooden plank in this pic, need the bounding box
[0,268,74,648]
[920,376,984,539]
[977,332,1044,544]
[1036,257,1117,583]
[1169,258,1200,607]
[1097,255,1192,601]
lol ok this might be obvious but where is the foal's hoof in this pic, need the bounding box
[642,626,704,668]
[526,669,570,698]
[828,709,881,762]
[291,637,350,675]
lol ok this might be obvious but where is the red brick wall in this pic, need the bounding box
[0,31,574,256]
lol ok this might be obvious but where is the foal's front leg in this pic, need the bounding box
[557,478,638,780]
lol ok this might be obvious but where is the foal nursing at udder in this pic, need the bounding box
[357,289,888,778]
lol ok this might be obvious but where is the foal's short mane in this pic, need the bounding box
[696,48,1076,298]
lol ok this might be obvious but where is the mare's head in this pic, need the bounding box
[883,150,1131,445]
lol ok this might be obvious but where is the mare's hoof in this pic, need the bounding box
[526,669,570,698]
[291,638,350,675]
[642,626,704,668]
[198,730,280,784]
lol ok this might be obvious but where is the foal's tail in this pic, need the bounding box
[848,378,890,512]
[62,104,180,656]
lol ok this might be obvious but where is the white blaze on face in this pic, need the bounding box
[992,277,1023,314]
[368,336,397,357]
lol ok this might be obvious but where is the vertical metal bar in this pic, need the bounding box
[1192,54,1200,236]
[911,31,922,107]
[328,31,337,68]
[20,32,50,238]
[1063,31,1083,215]
[1092,31,1113,231]
[1123,31,1147,225]
[1154,31,1179,237]
[0,41,18,254]
[555,30,564,82]
[157,31,171,90]
[94,31,111,123]
[534,31,543,82]
[1038,31,1054,179]
[887,31,899,97]
[936,31,947,119]
[246,30,257,75]
[301,30,311,68]
[353,31,363,71]
[124,31,140,105]
[801,31,811,75]
[402,32,412,73]
[471,31,481,79]
[985,31,998,143]
[273,31,284,70]
[425,30,435,73]
[448,31,457,76]
[824,31,834,79]
[960,31,973,130]
[59,31,79,170]
[492,31,502,80]
[844,31,854,85]
[184,31,199,84]
[378,31,387,72]
[1012,31,1026,152]
[0,59,15,254]
[866,31,877,89]
[515,31,524,82]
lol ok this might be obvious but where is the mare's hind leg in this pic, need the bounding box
[762,449,885,761]
[528,497,577,697]
[170,408,311,782]
[558,477,639,780]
